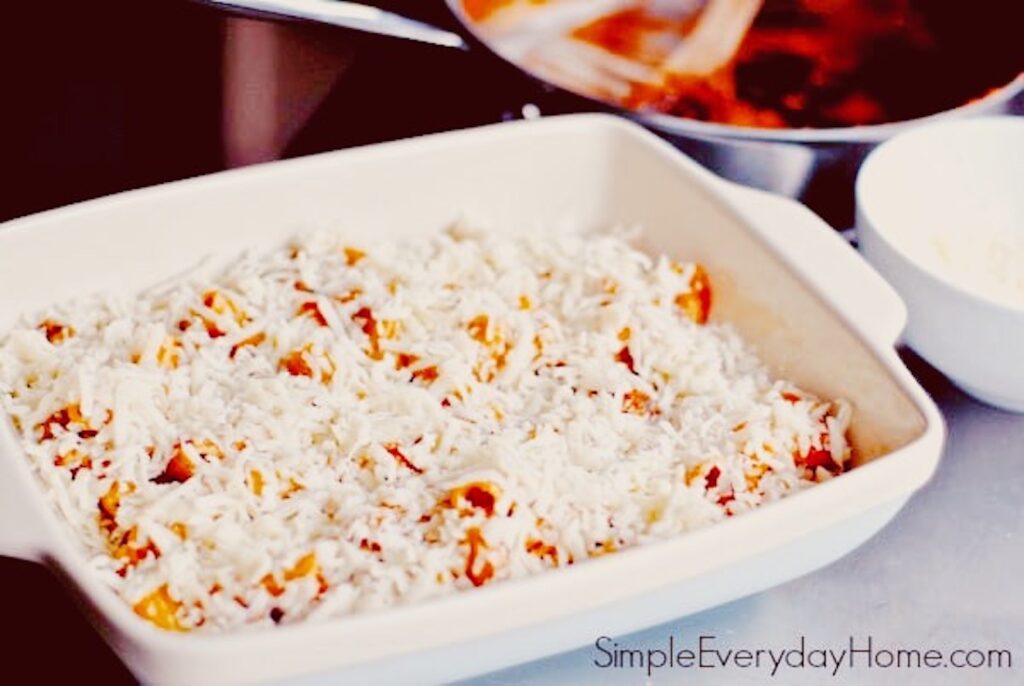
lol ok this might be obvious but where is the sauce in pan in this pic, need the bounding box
[462,0,549,23]
[570,8,692,63]
[462,0,1024,129]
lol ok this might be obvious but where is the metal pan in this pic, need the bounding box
[202,0,1024,225]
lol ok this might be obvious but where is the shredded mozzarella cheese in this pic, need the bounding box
[0,225,851,631]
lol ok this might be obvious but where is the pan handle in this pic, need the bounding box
[722,180,907,347]
[204,0,467,48]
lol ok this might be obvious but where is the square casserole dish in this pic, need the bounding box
[0,115,943,685]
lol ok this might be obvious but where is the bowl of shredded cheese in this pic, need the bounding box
[858,116,1024,411]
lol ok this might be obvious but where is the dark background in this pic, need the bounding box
[0,0,573,224]
[1,0,222,223]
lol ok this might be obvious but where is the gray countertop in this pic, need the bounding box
[466,351,1024,685]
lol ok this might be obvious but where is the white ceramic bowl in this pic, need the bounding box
[857,116,1024,412]
[0,115,943,685]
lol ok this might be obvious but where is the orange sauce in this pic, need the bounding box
[229,332,266,359]
[622,389,650,415]
[462,527,495,587]
[447,482,501,517]
[571,7,689,63]
[133,585,184,631]
[384,443,424,474]
[675,265,712,324]
[412,365,439,384]
[615,345,637,375]
[462,0,515,23]
[279,349,313,377]
[296,301,328,327]
[153,446,195,484]
[38,319,74,344]
[352,307,383,360]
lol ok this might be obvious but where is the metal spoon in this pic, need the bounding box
[206,0,467,48]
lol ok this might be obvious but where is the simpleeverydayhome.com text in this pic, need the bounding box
[593,633,1014,678]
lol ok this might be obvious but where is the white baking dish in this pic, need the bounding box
[0,114,943,686]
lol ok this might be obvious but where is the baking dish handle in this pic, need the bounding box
[721,181,907,346]
[0,440,58,561]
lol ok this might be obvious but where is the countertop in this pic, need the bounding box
[463,352,1024,685]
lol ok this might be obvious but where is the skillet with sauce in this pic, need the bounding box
[463,0,1024,129]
